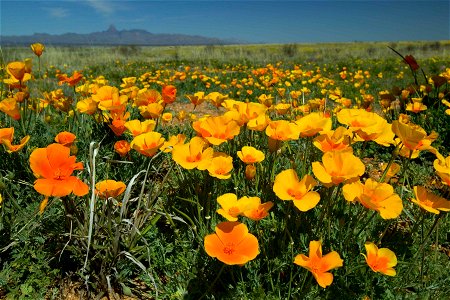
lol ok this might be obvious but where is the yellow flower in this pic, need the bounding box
[362,242,397,276]
[265,120,300,141]
[139,102,164,119]
[242,199,274,221]
[295,112,332,137]
[76,97,98,115]
[160,134,186,153]
[312,150,365,187]
[93,86,128,112]
[95,180,126,199]
[130,132,165,157]
[434,155,450,186]
[171,136,213,170]
[192,115,240,146]
[343,179,403,219]
[273,169,320,212]
[411,186,450,214]
[294,240,343,288]
[30,43,45,57]
[207,153,233,179]
[216,193,260,221]
[237,146,265,164]
[313,127,352,153]
[392,119,437,158]
[337,108,394,146]
[186,91,206,107]
[0,98,21,120]
[124,119,156,137]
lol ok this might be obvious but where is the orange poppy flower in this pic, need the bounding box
[130,132,165,157]
[58,71,84,87]
[192,115,240,146]
[93,86,128,113]
[237,146,265,164]
[313,127,352,153]
[171,136,213,170]
[55,131,76,147]
[76,97,98,115]
[273,169,320,212]
[2,135,30,153]
[222,100,268,127]
[204,221,259,265]
[411,186,450,214]
[134,89,162,107]
[0,98,21,120]
[161,85,177,104]
[160,134,186,153]
[6,61,29,82]
[139,102,164,119]
[0,127,14,142]
[216,193,260,221]
[114,140,131,157]
[294,240,343,288]
[207,153,233,179]
[186,91,205,107]
[242,199,273,221]
[29,143,89,197]
[392,119,437,158]
[362,242,397,276]
[205,92,229,107]
[124,119,156,137]
[312,150,365,187]
[108,111,131,136]
[337,108,394,146]
[434,155,450,186]
[295,112,332,137]
[265,120,300,141]
[343,179,403,219]
[95,180,126,199]
[30,43,45,57]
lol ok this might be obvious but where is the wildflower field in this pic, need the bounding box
[1,41,450,299]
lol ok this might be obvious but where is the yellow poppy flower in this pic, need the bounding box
[362,242,397,276]
[411,186,450,214]
[171,136,213,170]
[237,146,265,164]
[130,132,165,157]
[273,169,320,212]
[207,153,233,179]
[295,112,332,137]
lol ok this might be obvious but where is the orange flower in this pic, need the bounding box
[237,146,265,164]
[108,111,130,136]
[124,119,156,137]
[160,134,186,153]
[186,91,206,107]
[205,92,229,107]
[95,180,126,199]
[29,143,89,197]
[362,242,397,276]
[204,221,259,265]
[2,135,30,153]
[295,112,332,137]
[0,127,14,142]
[58,71,84,87]
[6,61,29,82]
[392,119,437,158]
[313,127,352,153]
[294,240,343,288]
[30,43,45,57]
[312,150,365,187]
[139,102,164,119]
[242,199,273,221]
[130,132,165,157]
[93,86,128,113]
[161,85,177,104]
[411,186,450,214]
[192,115,240,145]
[207,153,233,179]
[434,155,450,186]
[171,136,213,170]
[76,97,98,115]
[273,170,320,211]
[55,131,76,147]
[114,140,131,157]
[265,120,300,141]
[134,89,162,107]
[337,108,394,146]
[216,193,260,221]
[343,179,403,219]
[222,100,268,127]
[0,98,21,120]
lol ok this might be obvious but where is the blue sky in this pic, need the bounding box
[1,0,449,43]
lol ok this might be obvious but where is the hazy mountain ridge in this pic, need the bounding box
[0,25,241,46]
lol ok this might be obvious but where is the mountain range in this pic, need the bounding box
[0,25,240,46]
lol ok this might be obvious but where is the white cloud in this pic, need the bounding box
[45,7,69,18]
[86,0,116,16]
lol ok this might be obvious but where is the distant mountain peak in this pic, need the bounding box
[106,25,118,33]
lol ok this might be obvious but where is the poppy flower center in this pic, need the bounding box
[243,155,256,163]
[287,188,304,200]
[223,243,236,255]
